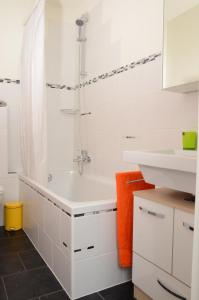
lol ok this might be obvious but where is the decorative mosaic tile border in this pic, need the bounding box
[0,52,161,91]
[0,78,20,84]
[46,83,75,90]
[78,52,161,89]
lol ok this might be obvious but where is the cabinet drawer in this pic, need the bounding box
[173,209,194,287]
[133,253,191,300]
[134,197,173,273]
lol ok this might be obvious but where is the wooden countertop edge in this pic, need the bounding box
[134,188,195,214]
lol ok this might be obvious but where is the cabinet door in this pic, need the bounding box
[134,197,173,273]
[133,253,191,300]
[173,209,194,287]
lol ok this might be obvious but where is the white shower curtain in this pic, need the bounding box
[20,0,47,186]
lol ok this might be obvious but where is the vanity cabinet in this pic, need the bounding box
[133,188,194,300]
[134,197,173,273]
[173,210,194,287]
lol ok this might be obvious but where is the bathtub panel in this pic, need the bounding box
[72,252,123,299]
[27,217,39,248]
[60,211,71,250]
[30,189,38,218]
[44,200,61,246]
[52,244,72,297]
[99,211,117,254]
[121,267,132,282]
[20,175,130,299]
[38,228,53,268]
[22,183,39,247]
[73,245,99,261]
[34,193,46,228]
[73,214,100,250]
[20,181,29,229]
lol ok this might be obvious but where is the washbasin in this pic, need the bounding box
[123,150,197,194]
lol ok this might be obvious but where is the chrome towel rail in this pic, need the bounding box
[127,179,145,184]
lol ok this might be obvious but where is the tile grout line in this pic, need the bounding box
[97,292,106,300]
[23,265,47,273]
[17,252,27,271]
[36,289,64,300]
[1,277,8,300]
[18,248,36,254]
[2,270,26,279]
[2,265,47,280]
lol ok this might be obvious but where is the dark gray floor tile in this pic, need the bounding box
[99,282,133,300]
[0,278,7,300]
[0,235,33,255]
[4,266,62,300]
[8,229,26,238]
[40,290,69,299]
[0,227,10,239]
[0,253,24,276]
[77,293,103,300]
[19,249,46,270]
[0,227,25,239]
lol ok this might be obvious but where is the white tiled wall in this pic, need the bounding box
[0,84,21,173]
[72,0,198,180]
[0,84,21,220]
[0,1,34,210]
[0,106,8,177]
[0,86,20,225]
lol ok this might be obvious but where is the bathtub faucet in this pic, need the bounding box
[73,150,91,163]
[73,150,91,175]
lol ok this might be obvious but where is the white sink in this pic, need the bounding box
[123,150,197,194]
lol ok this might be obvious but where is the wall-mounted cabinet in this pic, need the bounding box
[163,0,199,93]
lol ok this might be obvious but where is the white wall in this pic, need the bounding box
[45,0,198,181]
[0,0,35,78]
[0,0,35,206]
[73,0,198,180]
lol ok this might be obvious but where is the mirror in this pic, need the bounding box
[163,0,199,92]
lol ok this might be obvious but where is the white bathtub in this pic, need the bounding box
[19,172,131,300]
[48,171,116,202]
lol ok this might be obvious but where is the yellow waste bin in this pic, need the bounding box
[4,202,23,231]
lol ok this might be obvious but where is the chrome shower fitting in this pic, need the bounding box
[73,150,91,175]
[73,150,91,163]
[80,112,92,116]
[48,174,53,182]
[75,13,89,42]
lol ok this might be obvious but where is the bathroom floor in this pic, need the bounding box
[0,227,134,300]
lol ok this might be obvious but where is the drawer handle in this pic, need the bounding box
[139,206,165,219]
[157,279,186,300]
[183,222,194,232]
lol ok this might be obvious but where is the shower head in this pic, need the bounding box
[76,19,84,27]
[75,14,89,27]
[76,14,89,42]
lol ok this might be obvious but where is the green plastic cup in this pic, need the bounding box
[182,131,197,150]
